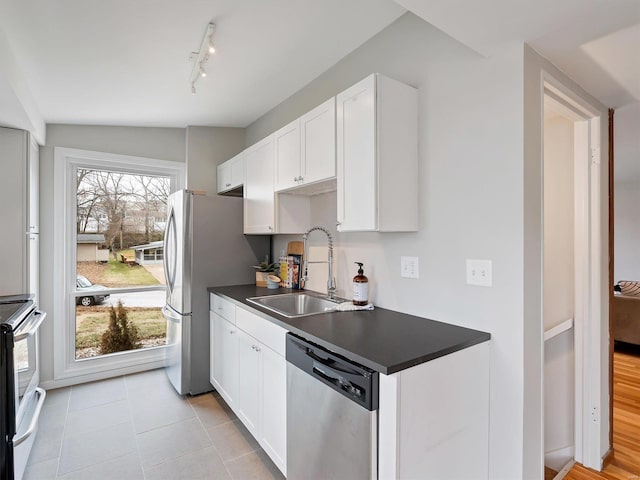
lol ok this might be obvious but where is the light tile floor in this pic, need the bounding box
[25,369,284,480]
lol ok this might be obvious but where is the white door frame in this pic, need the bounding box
[50,147,185,388]
[543,74,607,471]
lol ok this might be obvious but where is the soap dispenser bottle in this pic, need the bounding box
[353,262,369,306]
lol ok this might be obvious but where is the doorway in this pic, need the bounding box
[543,96,577,477]
[542,81,604,476]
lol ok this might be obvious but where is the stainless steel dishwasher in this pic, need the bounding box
[286,333,378,480]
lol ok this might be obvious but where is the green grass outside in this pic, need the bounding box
[102,249,159,287]
[75,307,165,349]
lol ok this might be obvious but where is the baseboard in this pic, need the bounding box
[602,449,614,468]
[40,361,165,390]
[545,446,575,472]
[553,460,576,480]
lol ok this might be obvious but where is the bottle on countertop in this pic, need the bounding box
[352,262,369,306]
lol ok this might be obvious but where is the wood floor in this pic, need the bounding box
[565,350,640,480]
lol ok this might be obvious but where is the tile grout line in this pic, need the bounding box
[56,376,137,479]
[53,386,72,479]
[124,373,148,480]
[188,392,236,479]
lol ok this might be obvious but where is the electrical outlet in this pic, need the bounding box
[401,256,419,279]
[466,259,492,287]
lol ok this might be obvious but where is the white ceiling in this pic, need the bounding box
[0,0,405,128]
[395,0,640,108]
[0,0,638,131]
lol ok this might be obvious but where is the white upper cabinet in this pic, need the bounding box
[274,98,336,193]
[28,135,39,234]
[0,128,39,297]
[336,74,418,232]
[244,135,275,234]
[217,152,244,195]
[274,119,301,192]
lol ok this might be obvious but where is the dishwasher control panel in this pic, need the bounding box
[285,333,379,411]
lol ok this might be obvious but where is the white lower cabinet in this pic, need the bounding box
[209,312,238,408]
[259,345,287,473]
[236,328,261,437]
[378,342,490,480]
[210,297,287,476]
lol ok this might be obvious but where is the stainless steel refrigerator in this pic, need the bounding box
[162,190,268,395]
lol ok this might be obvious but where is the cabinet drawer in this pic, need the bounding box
[210,293,235,323]
[236,307,287,356]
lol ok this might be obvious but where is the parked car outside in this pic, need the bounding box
[76,275,110,306]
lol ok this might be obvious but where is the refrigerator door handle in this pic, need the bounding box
[162,305,182,323]
[164,206,177,294]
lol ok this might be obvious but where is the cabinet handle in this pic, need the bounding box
[229,330,235,335]
[268,225,273,231]
[293,176,298,182]
[225,183,231,187]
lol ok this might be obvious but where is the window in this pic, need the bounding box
[75,168,170,360]
[54,148,185,381]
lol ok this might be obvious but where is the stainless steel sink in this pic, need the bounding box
[246,292,343,318]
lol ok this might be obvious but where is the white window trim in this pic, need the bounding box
[53,147,185,382]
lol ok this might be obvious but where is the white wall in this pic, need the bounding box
[614,181,640,281]
[185,126,245,196]
[0,27,45,143]
[544,115,575,330]
[614,102,640,282]
[543,114,575,466]
[38,124,186,385]
[248,14,527,479]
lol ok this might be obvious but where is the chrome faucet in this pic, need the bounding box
[301,226,336,299]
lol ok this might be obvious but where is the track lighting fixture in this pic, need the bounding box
[189,22,216,95]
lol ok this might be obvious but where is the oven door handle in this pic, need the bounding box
[13,387,46,447]
[13,311,46,342]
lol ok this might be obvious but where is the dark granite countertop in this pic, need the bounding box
[208,285,490,375]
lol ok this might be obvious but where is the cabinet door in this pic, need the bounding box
[336,75,377,232]
[211,313,238,406]
[301,97,335,186]
[28,234,39,302]
[261,346,287,475]
[274,119,301,192]
[217,162,231,193]
[28,135,39,234]
[244,135,275,234]
[0,127,28,295]
[237,329,261,437]
[230,153,244,189]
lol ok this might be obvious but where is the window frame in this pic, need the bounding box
[53,147,185,382]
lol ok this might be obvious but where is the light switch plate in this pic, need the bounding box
[466,259,492,287]
[401,256,419,279]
